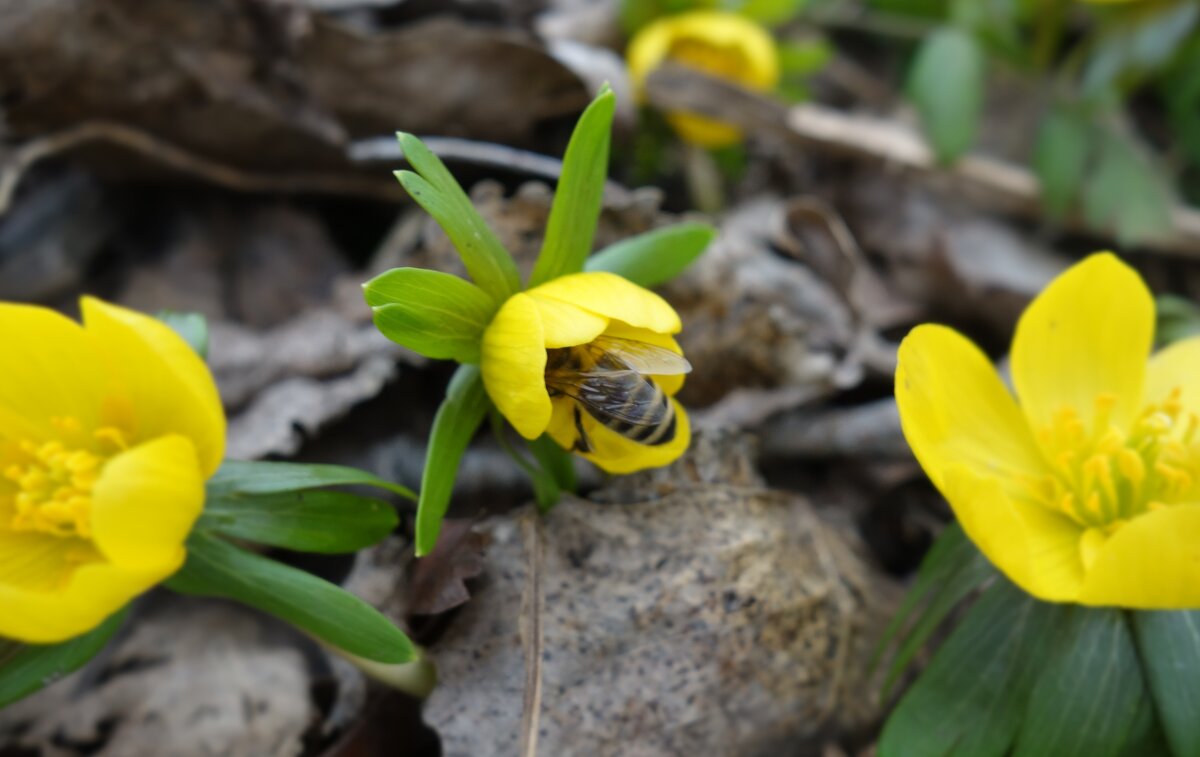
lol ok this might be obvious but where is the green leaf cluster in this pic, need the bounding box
[880,525,1200,756]
[892,0,1196,243]
[376,86,715,555]
[169,461,416,663]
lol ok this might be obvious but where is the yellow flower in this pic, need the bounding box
[1,298,225,642]
[627,10,780,148]
[897,253,1200,609]
[481,272,690,474]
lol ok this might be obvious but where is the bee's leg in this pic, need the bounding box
[572,405,592,453]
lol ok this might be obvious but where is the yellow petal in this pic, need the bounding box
[943,466,1085,602]
[529,272,681,335]
[1145,335,1200,419]
[0,531,95,592]
[1011,253,1152,434]
[81,298,226,477]
[667,115,745,149]
[530,296,608,349]
[600,322,687,396]
[547,395,690,474]
[1078,504,1200,609]
[91,435,204,571]
[0,303,107,444]
[0,558,166,643]
[627,11,779,94]
[627,11,778,147]
[896,324,1046,496]
[481,294,552,439]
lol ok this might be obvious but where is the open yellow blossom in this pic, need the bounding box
[481,272,690,474]
[1,298,225,642]
[897,253,1200,608]
[627,10,780,148]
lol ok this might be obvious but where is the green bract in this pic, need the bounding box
[366,85,715,556]
[878,524,1200,757]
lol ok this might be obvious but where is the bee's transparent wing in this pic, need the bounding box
[550,371,665,427]
[590,335,692,375]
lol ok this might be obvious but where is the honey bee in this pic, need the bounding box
[544,335,691,453]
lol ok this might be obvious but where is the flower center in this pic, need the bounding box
[1030,388,1199,534]
[4,421,127,539]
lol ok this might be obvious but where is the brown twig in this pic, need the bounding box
[644,65,1200,258]
[519,512,545,757]
[0,121,408,214]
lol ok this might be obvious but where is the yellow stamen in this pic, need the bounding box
[4,421,118,539]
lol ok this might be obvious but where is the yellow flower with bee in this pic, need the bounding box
[481,271,690,473]
[0,298,224,642]
[627,10,780,148]
[897,253,1200,608]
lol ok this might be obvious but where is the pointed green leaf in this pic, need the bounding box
[528,87,617,287]
[167,532,415,664]
[199,490,398,554]
[0,608,127,708]
[1033,109,1092,217]
[907,27,986,163]
[880,580,1066,757]
[393,158,519,302]
[530,435,576,501]
[416,364,490,557]
[156,311,209,359]
[364,267,497,362]
[882,536,996,697]
[585,222,716,288]
[207,460,414,500]
[1013,609,1148,757]
[1133,610,1200,757]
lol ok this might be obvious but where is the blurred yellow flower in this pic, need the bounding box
[1,298,225,642]
[481,272,690,474]
[627,10,780,148]
[897,253,1200,608]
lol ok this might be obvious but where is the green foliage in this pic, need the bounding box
[721,0,807,26]
[1082,3,1200,100]
[880,526,1194,756]
[1033,108,1092,218]
[528,86,617,288]
[0,609,127,708]
[208,460,414,500]
[1083,133,1173,247]
[157,311,209,358]
[1133,611,1200,756]
[167,532,415,664]
[364,268,498,362]
[199,489,398,554]
[907,27,986,163]
[585,222,716,287]
[1014,609,1154,757]
[529,435,577,512]
[1155,294,1200,348]
[880,580,1065,757]
[395,134,520,302]
[415,364,490,557]
[877,523,997,697]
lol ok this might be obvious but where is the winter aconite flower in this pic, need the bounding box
[1,298,224,642]
[628,10,780,148]
[481,272,690,474]
[897,253,1200,608]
